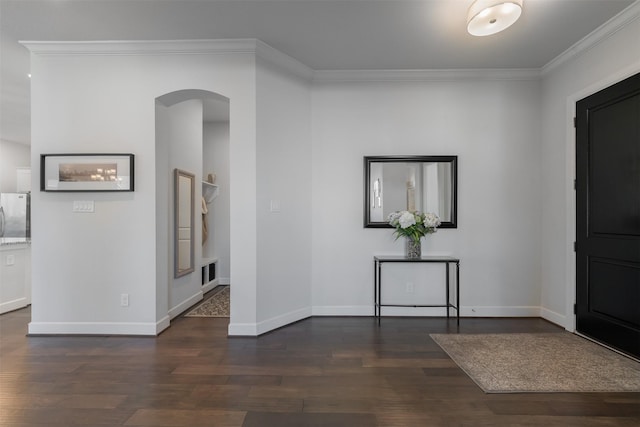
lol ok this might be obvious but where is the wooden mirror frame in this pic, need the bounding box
[174,168,195,278]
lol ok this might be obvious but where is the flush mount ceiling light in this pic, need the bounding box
[467,0,523,36]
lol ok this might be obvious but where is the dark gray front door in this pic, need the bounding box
[575,72,640,359]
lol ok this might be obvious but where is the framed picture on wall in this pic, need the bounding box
[40,153,135,192]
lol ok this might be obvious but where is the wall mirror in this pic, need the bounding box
[364,155,458,228]
[174,169,195,278]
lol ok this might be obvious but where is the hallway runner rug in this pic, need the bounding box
[430,332,640,393]
[184,285,229,317]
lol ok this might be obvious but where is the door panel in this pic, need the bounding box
[576,72,640,359]
[589,94,640,237]
[589,258,640,327]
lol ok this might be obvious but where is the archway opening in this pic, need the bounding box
[155,89,230,323]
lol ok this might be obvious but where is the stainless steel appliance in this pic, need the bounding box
[0,192,30,238]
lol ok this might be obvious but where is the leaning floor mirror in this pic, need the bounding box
[364,155,458,228]
[175,168,195,278]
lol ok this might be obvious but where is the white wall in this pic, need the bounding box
[164,99,204,317]
[0,140,30,193]
[539,9,640,328]
[155,102,171,323]
[254,52,313,333]
[25,40,258,335]
[311,77,542,317]
[203,122,230,284]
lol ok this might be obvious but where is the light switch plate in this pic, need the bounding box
[73,201,95,213]
[270,200,281,213]
[6,254,15,266]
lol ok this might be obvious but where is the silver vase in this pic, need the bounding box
[405,238,421,259]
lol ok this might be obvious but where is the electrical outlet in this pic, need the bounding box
[6,255,15,266]
[120,293,129,307]
[405,282,414,293]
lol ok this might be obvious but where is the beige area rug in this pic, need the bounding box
[184,286,229,317]
[430,332,640,393]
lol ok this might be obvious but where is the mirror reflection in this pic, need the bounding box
[364,156,457,228]
[175,169,195,277]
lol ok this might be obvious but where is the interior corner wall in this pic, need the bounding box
[25,42,258,335]
[155,102,171,325]
[539,15,640,329]
[311,77,543,317]
[255,56,313,333]
[165,99,204,318]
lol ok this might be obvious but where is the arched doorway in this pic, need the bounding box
[155,89,230,322]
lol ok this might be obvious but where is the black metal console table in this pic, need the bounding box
[374,255,460,325]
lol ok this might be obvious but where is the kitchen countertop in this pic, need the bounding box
[0,238,31,247]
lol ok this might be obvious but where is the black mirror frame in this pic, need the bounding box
[364,155,458,229]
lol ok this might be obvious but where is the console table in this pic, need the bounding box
[374,255,460,325]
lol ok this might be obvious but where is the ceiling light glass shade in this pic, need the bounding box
[467,0,523,36]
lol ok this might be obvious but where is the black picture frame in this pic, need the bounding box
[40,153,135,192]
[364,155,458,229]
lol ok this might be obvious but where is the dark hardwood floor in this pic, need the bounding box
[1,307,639,426]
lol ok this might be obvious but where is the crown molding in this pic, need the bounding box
[313,68,541,83]
[20,39,259,56]
[254,40,314,82]
[20,38,538,82]
[20,38,314,81]
[541,0,640,75]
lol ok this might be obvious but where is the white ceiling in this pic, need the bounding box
[1,0,636,145]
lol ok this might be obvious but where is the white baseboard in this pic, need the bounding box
[202,279,219,294]
[228,306,312,336]
[168,292,203,320]
[227,322,257,336]
[219,277,230,285]
[540,307,566,328]
[378,307,452,317]
[256,306,312,335]
[460,305,541,317]
[312,305,373,316]
[156,315,171,334]
[0,297,30,314]
[27,321,159,336]
[312,305,542,318]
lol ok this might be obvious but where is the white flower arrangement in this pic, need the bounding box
[388,210,441,243]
